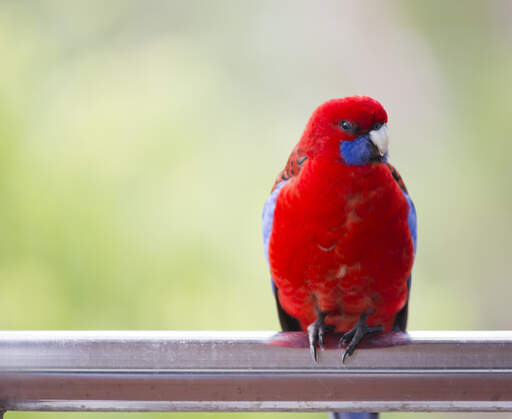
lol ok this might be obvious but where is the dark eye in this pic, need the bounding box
[373,122,383,130]
[340,120,353,131]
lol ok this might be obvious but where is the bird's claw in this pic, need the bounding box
[307,313,333,362]
[340,312,384,363]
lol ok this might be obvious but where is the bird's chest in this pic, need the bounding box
[270,163,413,289]
[307,180,409,270]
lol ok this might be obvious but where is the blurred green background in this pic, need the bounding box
[1,0,511,418]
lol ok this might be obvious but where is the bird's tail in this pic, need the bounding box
[330,412,378,419]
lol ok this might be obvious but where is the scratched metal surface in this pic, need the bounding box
[0,331,512,412]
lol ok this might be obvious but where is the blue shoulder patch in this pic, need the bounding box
[262,180,288,263]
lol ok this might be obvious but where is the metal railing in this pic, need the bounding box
[1,330,512,414]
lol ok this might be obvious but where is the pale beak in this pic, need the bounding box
[369,124,389,156]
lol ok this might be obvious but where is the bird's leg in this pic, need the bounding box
[307,312,334,362]
[340,312,384,363]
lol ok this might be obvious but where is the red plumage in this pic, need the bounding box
[267,97,415,336]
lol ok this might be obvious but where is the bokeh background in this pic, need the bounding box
[1,0,511,418]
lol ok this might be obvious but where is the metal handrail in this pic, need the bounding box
[1,330,512,413]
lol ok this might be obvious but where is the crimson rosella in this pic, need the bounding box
[262,96,416,361]
[262,97,416,419]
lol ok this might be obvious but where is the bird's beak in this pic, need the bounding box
[369,124,389,156]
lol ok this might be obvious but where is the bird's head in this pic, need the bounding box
[300,96,389,165]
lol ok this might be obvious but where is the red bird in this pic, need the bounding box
[262,96,416,362]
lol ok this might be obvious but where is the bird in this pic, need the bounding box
[262,96,416,419]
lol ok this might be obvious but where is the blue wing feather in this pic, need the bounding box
[261,180,288,263]
[392,188,417,332]
[403,191,417,254]
[262,180,301,331]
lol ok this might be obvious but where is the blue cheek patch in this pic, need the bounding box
[340,135,388,166]
[262,180,288,263]
[340,135,373,165]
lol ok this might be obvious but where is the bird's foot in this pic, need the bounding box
[340,312,384,363]
[307,312,334,362]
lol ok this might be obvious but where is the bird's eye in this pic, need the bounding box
[340,120,353,131]
[373,122,383,130]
